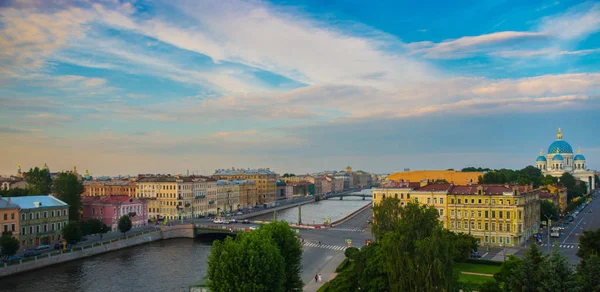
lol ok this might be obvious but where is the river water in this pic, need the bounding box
[253,195,372,224]
[0,195,371,292]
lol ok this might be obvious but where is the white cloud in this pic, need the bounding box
[540,2,600,40]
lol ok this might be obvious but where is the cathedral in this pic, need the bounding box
[535,128,595,193]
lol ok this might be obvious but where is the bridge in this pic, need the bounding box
[324,191,372,200]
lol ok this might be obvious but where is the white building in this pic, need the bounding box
[535,128,595,193]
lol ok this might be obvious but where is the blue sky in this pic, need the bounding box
[1,0,599,176]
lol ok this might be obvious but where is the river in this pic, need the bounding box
[0,195,371,292]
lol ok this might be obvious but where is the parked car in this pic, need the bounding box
[213,218,225,224]
[470,252,482,259]
[236,211,243,215]
[242,219,250,224]
[6,255,22,263]
[229,218,237,224]
[24,251,42,258]
[35,244,51,250]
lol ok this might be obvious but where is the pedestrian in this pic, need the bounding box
[318,274,322,282]
[315,274,318,282]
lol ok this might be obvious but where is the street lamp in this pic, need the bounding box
[543,214,552,253]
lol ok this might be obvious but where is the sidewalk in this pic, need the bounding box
[303,252,346,292]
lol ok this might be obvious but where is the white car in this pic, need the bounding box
[213,219,224,224]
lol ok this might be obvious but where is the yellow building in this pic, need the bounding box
[213,168,277,203]
[545,184,568,213]
[135,176,194,221]
[372,183,541,247]
[386,170,482,185]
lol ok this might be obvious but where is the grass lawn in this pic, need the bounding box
[459,273,495,285]
[455,262,501,275]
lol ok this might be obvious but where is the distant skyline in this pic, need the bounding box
[1,0,599,176]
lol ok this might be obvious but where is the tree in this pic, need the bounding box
[118,215,132,236]
[0,232,20,260]
[577,254,600,292]
[452,232,479,262]
[83,219,104,235]
[479,281,502,292]
[541,200,560,221]
[507,244,545,292]
[371,197,401,240]
[494,254,523,288]
[256,221,303,291]
[53,173,84,221]
[461,167,491,172]
[207,232,285,292]
[537,248,577,292]
[62,221,83,243]
[541,175,558,186]
[0,188,29,197]
[328,241,388,292]
[381,203,458,292]
[577,228,600,260]
[25,167,52,196]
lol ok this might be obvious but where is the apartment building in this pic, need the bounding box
[213,168,277,204]
[136,176,194,221]
[10,196,69,248]
[83,180,137,197]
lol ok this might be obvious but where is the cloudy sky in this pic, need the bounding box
[1,0,599,176]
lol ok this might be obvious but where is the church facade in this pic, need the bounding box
[535,128,595,193]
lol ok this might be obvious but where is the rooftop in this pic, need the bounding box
[83,180,134,186]
[137,176,194,183]
[82,195,142,205]
[214,168,276,175]
[9,195,68,209]
[0,197,19,209]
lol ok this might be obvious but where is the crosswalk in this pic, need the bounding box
[328,228,365,232]
[540,244,579,249]
[302,241,347,251]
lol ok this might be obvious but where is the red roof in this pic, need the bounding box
[539,191,554,199]
[415,183,453,192]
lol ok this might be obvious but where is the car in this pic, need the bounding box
[247,209,253,213]
[550,231,560,238]
[35,244,51,250]
[24,251,42,258]
[225,213,231,217]
[213,219,224,224]
[236,211,243,215]
[470,252,482,259]
[229,219,237,224]
[6,255,22,263]
[248,226,258,230]
[242,219,250,224]
[367,219,372,224]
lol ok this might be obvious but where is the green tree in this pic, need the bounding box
[494,254,523,291]
[0,232,20,260]
[577,228,600,259]
[257,221,303,291]
[0,188,29,197]
[540,200,560,221]
[371,197,401,240]
[479,281,502,292]
[25,167,52,196]
[381,203,458,292]
[52,173,84,221]
[207,232,285,292]
[328,242,388,292]
[62,221,83,243]
[507,244,544,292]
[538,248,577,291]
[118,215,132,235]
[577,254,600,292]
[452,232,479,262]
[461,167,491,172]
[541,175,559,186]
[83,219,104,235]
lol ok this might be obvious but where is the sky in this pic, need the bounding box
[1,0,600,176]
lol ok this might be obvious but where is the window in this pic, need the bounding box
[3,214,6,220]
[51,210,55,217]
[485,235,489,242]
[499,223,503,232]
[400,193,404,199]
[434,198,438,204]
[471,211,475,218]
[478,211,482,218]
[52,223,55,231]
[485,222,489,231]
[471,199,475,204]
[519,211,523,219]
[457,222,462,229]
[492,222,496,231]
[464,210,468,217]
[394,193,398,199]
[439,209,444,216]
[451,221,455,229]
[440,198,444,204]
[519,224,522,233]
[499,237,503,244]
[451,199,455,204]
[44,211,47,218]
[458,199,461,204]
[506,211,510,219]
[492,199,496,205]
[507,200,511,205]
[427,198,431,204]
[506,237,510,244]
[414,198,418,203]
[464,222,469,230]
[506,224,510,232]
[3,224,7,232]
[21,213,26,221]
[36,225,40,233]
[485,210,489,218]
[485,199,489,204]
[21,227,26,235]
[515,199,519,205]
[478,199,482,204]
[492,211,496,218]
[470,221,475,230]
[478,222,481,230]
[451,210,455,217]
[44,224,47,232]
[492,236,496,243]
[407,194,410,199]
[29,226,33,234]
[499,199,503,205]
[11,213,14,219]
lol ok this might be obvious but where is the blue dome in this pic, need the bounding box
[552,154,564,161]
[536,155,547,162]
[548,140,573,154]
[574,154,586,161]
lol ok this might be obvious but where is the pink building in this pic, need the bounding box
[82,196,148,231]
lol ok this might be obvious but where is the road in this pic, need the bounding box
[513,188,599,264]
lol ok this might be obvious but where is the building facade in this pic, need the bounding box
[10,196,69,248]
[546,184,568,213]
[535,128,595,193]
[83,180,138,197]
[213,168,277,204]
[372,183,541,247]
[135,176,194,221]
[81,195,148,231]
[191,176,218,217]
[0,198,19,239]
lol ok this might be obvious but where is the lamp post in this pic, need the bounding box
[544,214,552,253]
